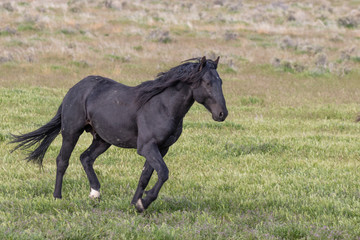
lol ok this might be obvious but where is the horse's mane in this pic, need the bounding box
[135,57,217,109]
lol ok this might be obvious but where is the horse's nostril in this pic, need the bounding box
[219,112,224,118]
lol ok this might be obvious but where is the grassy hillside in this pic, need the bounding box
[1,0,360,239]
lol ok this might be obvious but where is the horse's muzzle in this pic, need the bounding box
[212,109,228,122]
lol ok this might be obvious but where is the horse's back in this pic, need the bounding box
[63,75,133,105]
[73,76,138,147]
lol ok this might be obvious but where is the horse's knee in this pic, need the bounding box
[158,167,169,182]
[139,178,149,189]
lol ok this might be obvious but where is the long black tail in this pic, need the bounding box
[10,104,62,165]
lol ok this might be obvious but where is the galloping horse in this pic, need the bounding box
[11,56,228,212]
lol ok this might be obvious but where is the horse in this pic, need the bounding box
[10,56,228,212]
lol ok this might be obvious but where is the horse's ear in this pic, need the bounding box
[198,56,206,71]
[214,56,220,69]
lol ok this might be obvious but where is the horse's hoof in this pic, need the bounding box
[89,188,100,199]
[53,194,62,199]
[135,199,145,213]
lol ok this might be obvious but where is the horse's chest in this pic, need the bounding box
[163,134,178,147]
[160,122,183,148]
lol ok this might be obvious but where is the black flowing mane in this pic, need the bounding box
[135,57,217,109]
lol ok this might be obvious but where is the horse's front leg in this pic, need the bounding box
[133,142,169,212]
[131,147,168,208]
[131,160,154,206]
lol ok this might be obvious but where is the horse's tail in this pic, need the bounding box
[10,104,62,166]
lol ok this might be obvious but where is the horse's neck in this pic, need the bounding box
[161,82,194,120]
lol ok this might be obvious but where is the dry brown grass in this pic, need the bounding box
[0,0,359,104]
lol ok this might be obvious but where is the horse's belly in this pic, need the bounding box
[97,125,137,148]
[88,118,137,148]
[111,134,137,148]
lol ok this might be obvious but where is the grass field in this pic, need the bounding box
[1,0,360,239]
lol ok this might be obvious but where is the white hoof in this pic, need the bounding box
[89,188,100,199]
[135,199,145,212]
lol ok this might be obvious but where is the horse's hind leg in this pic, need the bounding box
[80,137,110,199]
[53,131,82,199]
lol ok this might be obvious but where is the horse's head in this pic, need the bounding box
[192,56,228,122]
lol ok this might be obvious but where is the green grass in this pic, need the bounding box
[17,22,38,32]
[1,83,360,239]
[352,56,360,63]
[1,0,360,238]
[105,54,129,62]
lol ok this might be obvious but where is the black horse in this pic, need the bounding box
[11,56,228,212]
